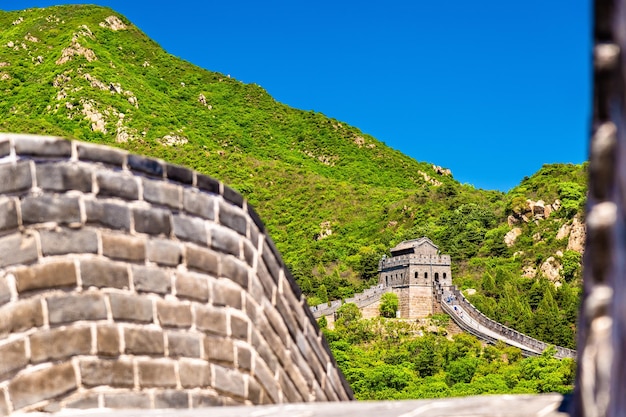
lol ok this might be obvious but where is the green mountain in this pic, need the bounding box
[0,5,586,348]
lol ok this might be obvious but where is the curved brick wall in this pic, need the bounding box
[0,133,353,414]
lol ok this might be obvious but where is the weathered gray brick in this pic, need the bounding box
[0,161,32,194]
[257,261,276,301]
[143,178,181,208]
[275,293,299,341]
[102,233,145,262]
[133,207,171,235]
[9,362,77,411]
[204,335,234,364]
[179,358,212,388]
[36,162,92,192]
[77,142,126,166]
[183,188,215,220]
[97,324,120,356]
[219,201,247,235]
[173,214,207,244]
[84,199,131,231]
[0,339,28,379]
[253,358,280,403]
[47,293,107,324]
[79,358,133,387]
[231,314,249,341]
[191,392,223,407]
[156,300,191,328]
[147,238,182,266]
[186,245,219,274]
[138,359,176,387]
[196,174,220,195]
[96,170,138,200]
[30,326,91,363]
[40,228,98,256]
[21,195,81,225]
[213,364,246,398]
[194,305,227,336]
[167,331,201,358]
[14,136,71,157]
[104,392,151,409]
[109,293,153,322]
[154,390,189,409]
[80,259,129,289]
[0,277,10,306]
[0,138,9,157]
[0,232,38,267]
[236,344,252,371]
[0,197,18,232]
[248,377,262,404]
[261,243,281,282]
[124,327,164,355]
[211,227,240,256]
[211,279,242,309]
[133,265,171,294]
[243,239,256,267]
[278,368,304,402]
[166,163,193,184]
[65,393,100,410]
[0,298,43,337]
[175,271,209,302]
[14,260,77,293]
[128,154,164,177]
[223,185,244,208]
[221,255,249,288]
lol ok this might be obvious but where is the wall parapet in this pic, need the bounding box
[0,134,353,414]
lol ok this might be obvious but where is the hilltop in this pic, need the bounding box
[0,5,586,349]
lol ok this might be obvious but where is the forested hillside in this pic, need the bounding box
[0,5,586,351]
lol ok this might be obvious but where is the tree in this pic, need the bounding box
[379,292,399,318]
[335,303,362,328]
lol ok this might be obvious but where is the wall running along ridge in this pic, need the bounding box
[0,134,353,414]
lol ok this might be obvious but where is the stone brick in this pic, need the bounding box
[261,244,281,282]
[179,358,212,388]
[14,260,77,293]
[0,138,9,157]
[211,227,240,256]
[263,299,290,346]
[223,185,244,208]
[0,197,18,232]
[221,255,249,289]
[231,314,249,341]
[47,293,106,325]
[14,136,71,157]
[133,207,171,235]
[128,154,164,177]
[124,327,164,355]
[97,324,120,356]
[211,279,242,309]
[236,344,252,371]
[0,161,32,194]
[0,298,43,337]
[154,390,189,409]
[0,391,7,415]
[0,339,27,379]
[109,293,153,323]
[167,331,201,358]
[175,271,209,302]
[133,265,171,294]
[257,261,276,300]
[274,294,299,341]
[183,188,215,220]
[173,214,207,244]
[77,142,126,166]
[194,305,228,336]
[80,259,129,289]
[0,277,10,306]
[102,233,146,262]
[147,238,182,266]
[156,300,191,328]
[40,228,98,256]
[248,377,262,404]
[79,358,133,388]
[21,195,81,225]
[186,245,219,274]
[65,393,100,410]
[143,178,181,208]
[0,232,38,267]
[243,240,255,267]
[219,201,247,236]
[84,199,131,231]
[96,170,138,200]
[166,163,193,184]
[254,358,280,403]
[36,162,92,192]
[257,316,288,368]
[204,335,234,365]
[138,359,176,387]
[191,391,223,407]
[196,174,220,195]
[213,364,246,398]
[278,368,303,402]
[9,362,77,411]
[30,326,91,363]
[104,392,151,409]
[247,204,265,233]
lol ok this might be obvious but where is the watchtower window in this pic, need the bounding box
[443,272,447,279]
[424,272,428,279]
[435,272,439,281]
[414,272,418,278]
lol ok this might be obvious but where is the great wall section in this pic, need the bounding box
[0,133,353,414]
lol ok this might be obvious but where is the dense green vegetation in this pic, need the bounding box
[0,5,586,357]
[324,311,576,399]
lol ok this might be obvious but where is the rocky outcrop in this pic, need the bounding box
[509,199,561,225]
[504,227,522,247]
[432,165,452,176]
[567,217,586,253]
[99,15,127,31]
[540,256,562,282]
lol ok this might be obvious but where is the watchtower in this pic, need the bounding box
[378,237,452,318]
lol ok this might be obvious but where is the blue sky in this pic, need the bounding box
[2,0,592,191]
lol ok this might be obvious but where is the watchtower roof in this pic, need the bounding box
[390,237,439,256]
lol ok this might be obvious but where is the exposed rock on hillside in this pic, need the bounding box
[540,256,562,282]
[99,15,126,31]
[433,165,451,176]
[567,217,586,253]
[504,227,522,247]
